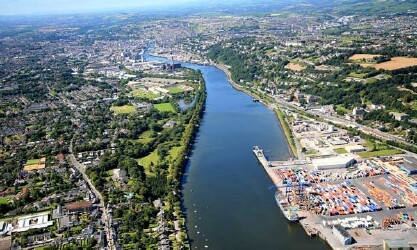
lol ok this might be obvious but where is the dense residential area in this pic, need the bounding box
[1,0,417,249]
[0,15,206,249]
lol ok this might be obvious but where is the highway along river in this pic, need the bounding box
[146,53,328,249]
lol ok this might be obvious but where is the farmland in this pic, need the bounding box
[349,54,382,61]
[360,57,417,70]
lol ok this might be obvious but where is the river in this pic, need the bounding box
[145,54,328,249]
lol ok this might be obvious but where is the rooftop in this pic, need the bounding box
[384,239,410,248]
[401,157,417,171]
[65,201,93,211]
[333,224,351,238]
[312,156,355,167]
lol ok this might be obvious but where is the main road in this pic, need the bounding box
[69,139,116,250]
[272,96,415,149]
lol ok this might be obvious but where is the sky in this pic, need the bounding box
[0,0,203,16]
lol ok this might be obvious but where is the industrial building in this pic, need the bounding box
[399,157,417,175]
[15,212,54,233]
[312,156,356,170]
[332,224,353,245]
[383,239,411,250]
[345,145,366,153]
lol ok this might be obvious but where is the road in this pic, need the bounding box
[55,85,116,249]
[69,140,116,250]
[271,96,416,149]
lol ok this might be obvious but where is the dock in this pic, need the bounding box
[252,146,280,186]
[268,160,311,169]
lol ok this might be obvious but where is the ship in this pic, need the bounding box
[275,191,299,222]
[253,145,298,222]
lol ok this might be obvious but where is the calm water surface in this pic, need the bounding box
[146,54,328,250]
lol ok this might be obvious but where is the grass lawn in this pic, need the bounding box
[111,105,136,114]
[168,146,182,160]
[134,130,155,144]
[35,247,53,250]
[358,149,402,158]
[0,196,11,204]
[130,88,160,99]
[365,78,378,84]
[137,149,158,176]
[26,158,41,165]
[154,103,175,113]
[168,87,185,94]
[336,105,351,114]
[363,140,375,149]
[349,72,367,78]
[334,148,348,154]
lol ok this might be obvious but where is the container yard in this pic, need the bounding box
[309,182,382,216]
[363,181,406,210]
[254,146,417,249]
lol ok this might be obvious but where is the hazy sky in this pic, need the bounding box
[0,0,201,15]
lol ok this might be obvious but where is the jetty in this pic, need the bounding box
[252,146,279,185]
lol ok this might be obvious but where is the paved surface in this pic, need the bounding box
[69,140,115,250]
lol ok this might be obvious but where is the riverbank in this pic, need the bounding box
[148,51,297,158]
[275,109,298,158]
[213,62,297,158]
[146,50,328,249]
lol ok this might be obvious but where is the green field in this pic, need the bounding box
[137,150,159,176]
[168,146,182,159]
[349,72,367,79]
[168,87,185,94]
[26,158,41,165]
[334,148,348,154]
[130,88,160,99]
[363,140,375,149]
[154,103,175,113]
[358,149,402,158]
[111,105,136,114]
[365,78,378,84]
[135,130,155,144]
[336,105,351,114]
[0,196,11,204]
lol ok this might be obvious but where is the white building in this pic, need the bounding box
[312,156,356,170]
[333,225,353,245]
[14,212,53,233]
[345,145,365,153]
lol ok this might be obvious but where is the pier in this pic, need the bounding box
[253,146,333,247]
[252,146,280,186]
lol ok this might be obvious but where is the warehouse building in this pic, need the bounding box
[383,239,411,250]
[312,156,356,170]
[399,157,417,175]
[345,145,365,153]
[333,224,353,245]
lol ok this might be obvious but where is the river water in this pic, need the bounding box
[146,54,328,249]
